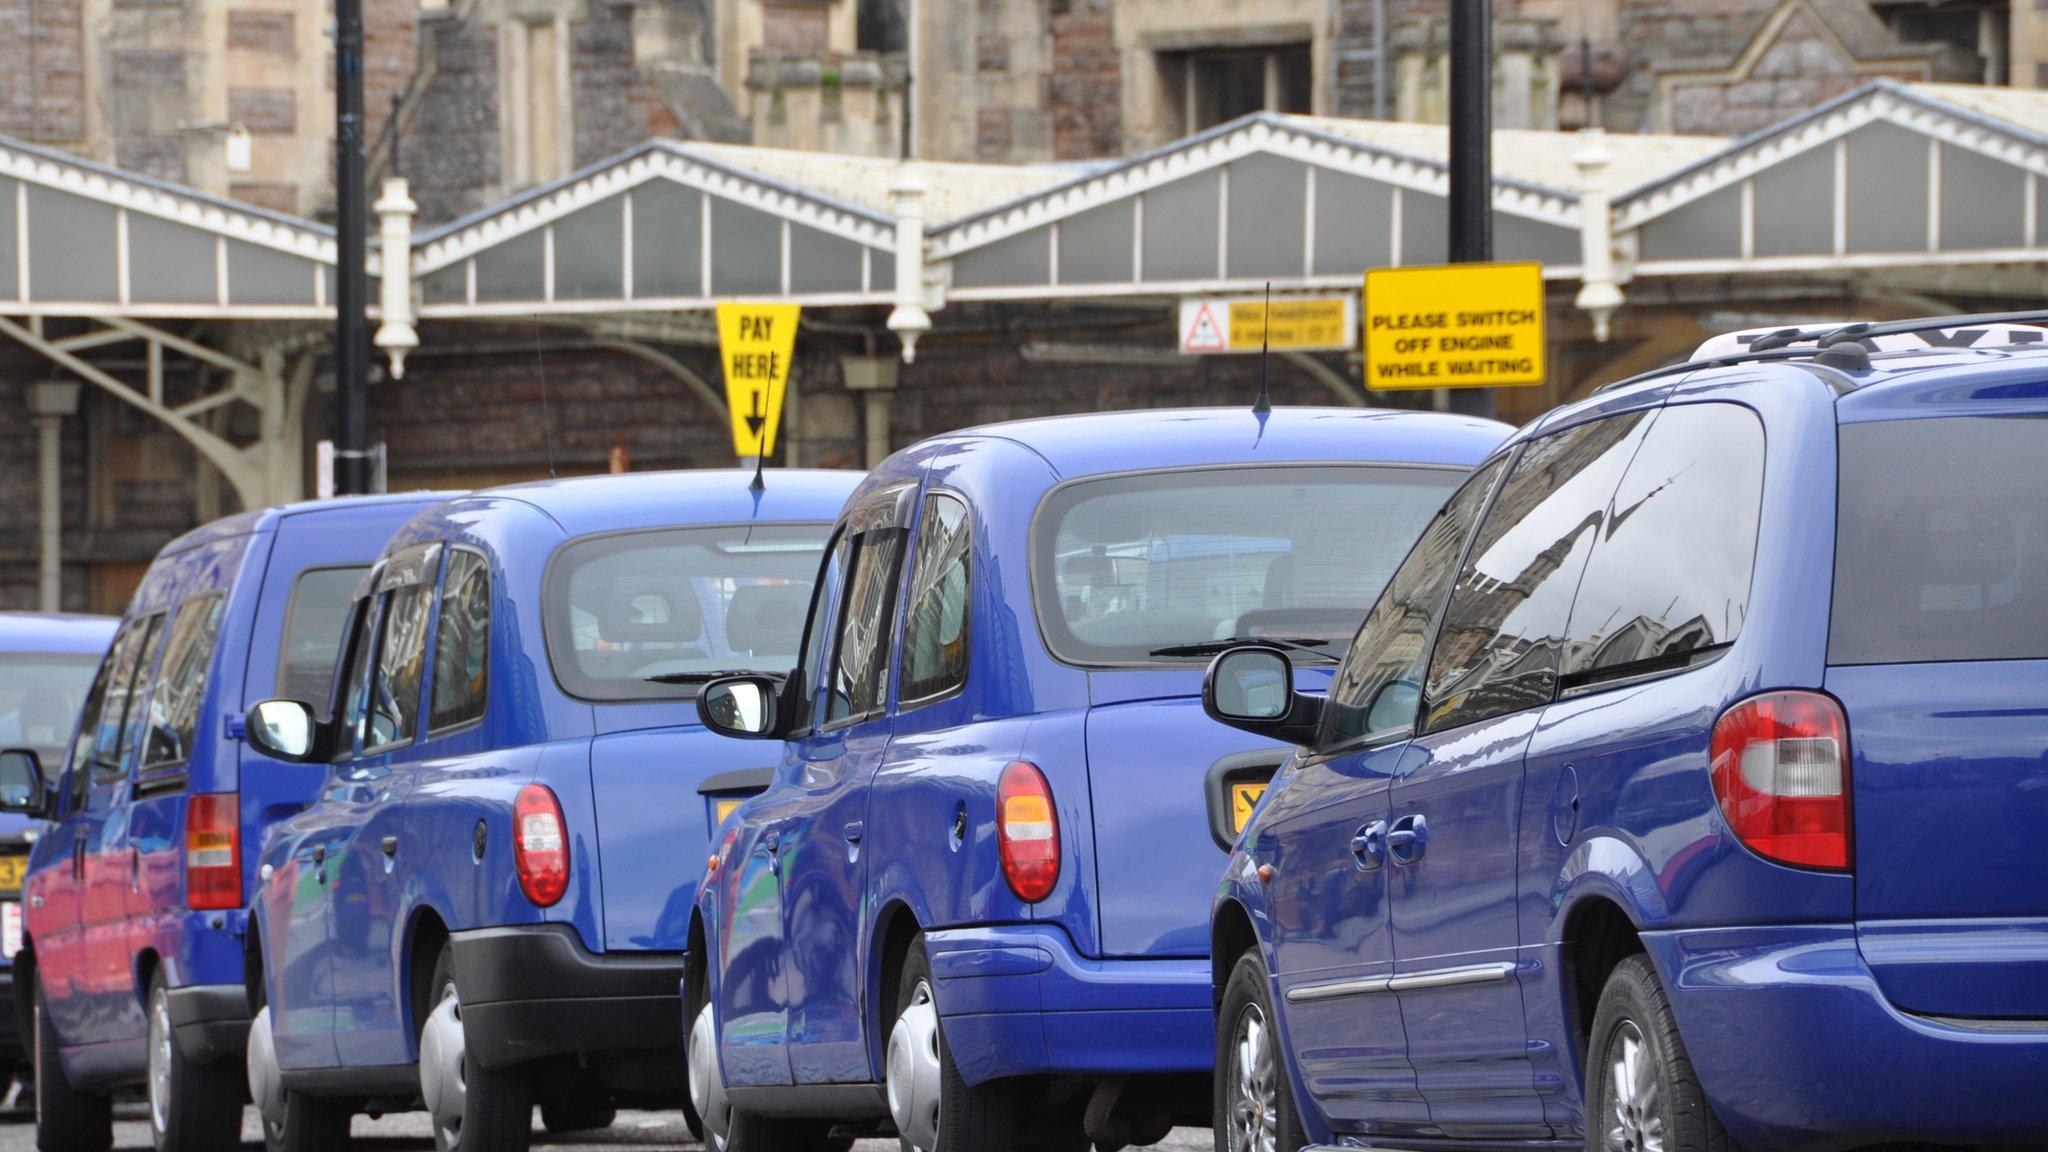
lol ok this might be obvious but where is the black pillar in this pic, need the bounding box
[334,0,370,495]
[1446,0,1495,419]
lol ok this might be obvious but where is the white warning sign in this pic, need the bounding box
[1182,302,1228,353]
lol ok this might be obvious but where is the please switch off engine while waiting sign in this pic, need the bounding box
[1364,262,1547,390]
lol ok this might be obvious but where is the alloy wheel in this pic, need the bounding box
[147,986,173,1137]
[1226,1002,1278,1152]
[1603,1019,1665,1152]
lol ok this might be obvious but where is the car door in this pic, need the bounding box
[783,485,914,1084]
[719,531,852,1089]
[1389,410,1655,1139]
[1264,457,1504,1138]
[327,545,438,1067]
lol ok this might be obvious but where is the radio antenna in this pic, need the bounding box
[1253,282,1273,416]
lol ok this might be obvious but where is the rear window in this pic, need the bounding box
[544,524,832,701]
[1033,465,1465,666]
[276,566,368,713]
[1832,415,2048,664]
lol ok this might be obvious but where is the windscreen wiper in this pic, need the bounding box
[1147,636,1339,663]
[644,669,776,685]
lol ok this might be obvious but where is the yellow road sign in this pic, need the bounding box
[1230,782,1269,835]
[1363,263,1546,390]
[717,303,801,457]
[1180,296,1356,354]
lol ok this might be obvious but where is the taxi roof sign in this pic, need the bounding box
[1363,263,1546,390]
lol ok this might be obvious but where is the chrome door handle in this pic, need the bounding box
[1387,814,1429,865]
[844,821,864,845]
[1350,822,1388,870]
[380,836,398,858]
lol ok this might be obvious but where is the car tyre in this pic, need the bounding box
[890,935,1019,1152]
[1215,949,1303,1152]
[421,947,533,1152]
[145,972,244,1152]
[539,1099,616,1133]
[1585,954,1740,1152]
[248,1004,352,1152]
[33,979,111,1152]
[687,976,837,1152]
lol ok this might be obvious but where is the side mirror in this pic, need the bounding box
[0,750,48,819]
[696,676,782,740]
[246,699,319,762]
[1203,645,1323,744]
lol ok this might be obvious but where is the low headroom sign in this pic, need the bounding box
[1179,296,1357,355]
[1363,262,1547,390]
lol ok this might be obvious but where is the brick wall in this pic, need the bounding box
[1048,0,1120,159]
[0,0,87,145]
[573,0,685,169]
[401,21,503,224]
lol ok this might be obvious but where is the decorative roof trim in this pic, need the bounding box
[928,113,1580,261]
[413,142,896,275]
[0,135,336,262]
[1615,80,2048,231]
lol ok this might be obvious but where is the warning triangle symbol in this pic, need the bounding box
[1184,303,1228,353]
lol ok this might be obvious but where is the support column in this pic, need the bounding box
[1573,128,1624,343]
[29,382,81,612]
[841,355,900,468]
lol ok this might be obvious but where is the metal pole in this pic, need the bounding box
[1447,0,1495,419]
[35,414,61,611]
[334,0,370,495]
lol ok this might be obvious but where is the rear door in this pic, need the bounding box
[1830,413,2048,1018]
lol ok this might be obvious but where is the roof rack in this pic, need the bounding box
[1592,309,2048,396]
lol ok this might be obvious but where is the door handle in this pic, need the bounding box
[1350,822,1388,870]
[1387,814,1429,866]
[843,821,864,845]
[312,845,326,865]
[380,836,399,858]
[131,847,141,891]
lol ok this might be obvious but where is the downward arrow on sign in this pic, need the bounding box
[745,391,766,436]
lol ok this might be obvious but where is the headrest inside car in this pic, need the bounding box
[595,586,704,645]
[726,584,812,656]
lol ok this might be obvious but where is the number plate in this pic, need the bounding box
[1230,783,1269,834]
[1,903,18,960]
[0,856,26,894]
[714,798,742,826]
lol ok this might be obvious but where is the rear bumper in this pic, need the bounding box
[449,925,684,1071]
[1644,923,2048,1152]
[923,925,1212,1086]
[164,984,252,1065]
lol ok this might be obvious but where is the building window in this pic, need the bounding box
[763,2,831,53]
[858,0,908,54]
[1875,0,2008,84]
[1165,44,1313,134]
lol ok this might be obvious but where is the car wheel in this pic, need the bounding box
[539,1099,616,1133]
[687,982,837,1152]
[420,947,532,1152]
[247,1005,352,1152]
[1585,954,1739,1152]
[890,936,1019,1152]
[145,972,244,1152]
[34,979,111,1152]
[1215,950,1303,1152]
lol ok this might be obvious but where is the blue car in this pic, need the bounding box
[237,469,859,1152]
[0,613,117,1080]
[685,407,1507,1152]
[0,492,447,1152]
[1203,318,2048,1152]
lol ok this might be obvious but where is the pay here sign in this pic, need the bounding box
[1363,263,1546,390]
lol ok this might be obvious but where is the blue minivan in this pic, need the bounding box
[0,613,117,1087]
[237,469,859,1152]
[686,408,1508,1152]
[0,492,447,1152]
[1203,318,2048,1152]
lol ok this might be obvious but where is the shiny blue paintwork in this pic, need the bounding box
[252,470,860,1075]
[694,408,1509,1104]
[19,493,446,1088]
[1218,348,2048,1152]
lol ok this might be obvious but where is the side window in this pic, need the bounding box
[1322,458,1507,750]
[1423,411,1654,734]
[66,617,147,806]
[789,533,850,736]
[89,615,163,785]
[335,595,381,760]
[824,529,906,726]
[141,595,227,770]
[430,550,492,733]
[899,494,972,706]
[1559,403,1764,689]
[277,567,370,713]
[366,583,432,751]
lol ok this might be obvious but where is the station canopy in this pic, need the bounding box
[5,78,2048,328]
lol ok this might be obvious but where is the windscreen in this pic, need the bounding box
[1832,415,2048,665]
[0,653,103,764]
[1034,465,1465,665]
[545,523,832,701]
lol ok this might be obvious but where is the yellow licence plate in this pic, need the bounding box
[0,855,27,893]
[714,798,743,826]
[1230,783,1269,835]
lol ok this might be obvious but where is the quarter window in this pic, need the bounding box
[69,615,155,800]
[335,596,378,760]
[825,530,905,726]
[1322,458,1507,750]
[788,533,848,736]
[90,615,163,785]
[141,595,227,769]
[1560,403,1764,685]
[277,567,369,714]
[900,494,972,705]
[430,550,491,732]
[1424,412,1654,733]
[367,584,432,751]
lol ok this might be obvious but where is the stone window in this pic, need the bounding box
[507,17,570,187]
[1162,43,1313,133]
[1874,0,2006,83]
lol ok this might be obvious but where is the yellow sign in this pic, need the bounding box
[714,798,742,826]
[1180,296,1356,354]
[1230,782,1269,835]
[717,303,801,457]
[0,855,26,893]
[1363,263,1546,390]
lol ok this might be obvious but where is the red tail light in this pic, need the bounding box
[997,762,1059,903]
[513,784,569,907]
[1710,691,1852,871]
[186,793,241,911]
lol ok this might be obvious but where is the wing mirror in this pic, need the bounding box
[245,699,322,762]
[1203,645,1323,744]
[0,749,49,819]
[696,676,784,740]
